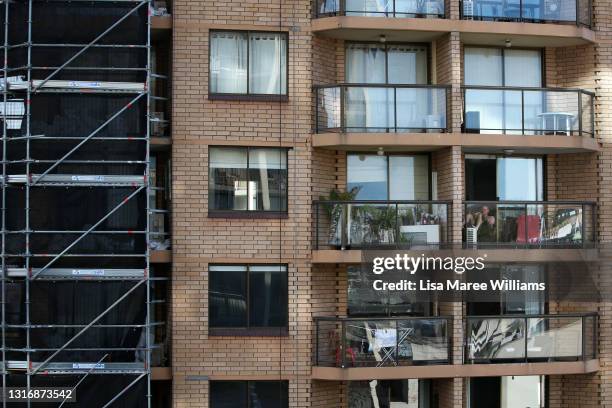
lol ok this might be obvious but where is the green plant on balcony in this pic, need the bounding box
[361,205,397,245]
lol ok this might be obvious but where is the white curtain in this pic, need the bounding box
[346,44,386,83]
[387,45,427,84]
[249,33,287,95]
[389,46,428,130]
[389,155,429,200]
[346,44,389,130]
[210,32,247,94]
[345,0,391,15]
[496,157,543,201]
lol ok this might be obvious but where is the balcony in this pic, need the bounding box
[463,86,594,136]
[314,85,450,148]
[313,200,450,250]
[316,0,445,18]
[315,316,451,367]
[460,0,591,26]
[312,1,594,45]
[463,201,596,248]
[311,200,598,264]
[461,86,598,152]
[312,315,598,380]
[466,313,597,363]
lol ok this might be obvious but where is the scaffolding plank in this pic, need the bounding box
[3,76,145,93]
[6,268,146,279]
[7,174,146,186]
[5,361,146,374]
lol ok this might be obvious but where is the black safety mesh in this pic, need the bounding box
[7,374,148,408]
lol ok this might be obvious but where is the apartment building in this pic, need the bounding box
[1,0,607,407]
[167,0,612,406]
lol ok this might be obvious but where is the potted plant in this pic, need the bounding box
[365,205,398,245]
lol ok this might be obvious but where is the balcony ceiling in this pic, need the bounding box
[312,17,595,47]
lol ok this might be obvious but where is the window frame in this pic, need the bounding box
[462,46,545,87]
[346,151,433,201]
[208,29,289,100]
[208,146,289,218]
[208,264,289,337]
[209,380,289,408]
[344,41,431,85]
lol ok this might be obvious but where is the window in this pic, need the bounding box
[347,153,430,200]
[346,43,428,84]
[209,147,288,214]
[210,381,289,408]
[464,47,542,87]
[209,265,288,333]
[464,47,544,134]
[343,43,440,132]
[210,31,288,96]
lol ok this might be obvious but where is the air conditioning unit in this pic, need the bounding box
[463,0,474,19]
[466,227,478,248]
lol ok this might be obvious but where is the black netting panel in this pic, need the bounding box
[8,1,147,45]
[7,281,146,325]
[7,139,146,161]
[27,94,146,139]
[6,233,146,255]
[6,187,146,231]
[7,374,148,408]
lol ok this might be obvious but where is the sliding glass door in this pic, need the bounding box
[345,43,429,132]
[469,377,545,408]
[464,47,542,134]
[465,155,544,201]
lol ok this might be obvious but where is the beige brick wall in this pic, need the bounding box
[171,0,320,405]
[171,0,609,405]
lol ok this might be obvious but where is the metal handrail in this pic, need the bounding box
[466,200,597,205]
[458,0,592,27]
[315,84,450,134]
[315,315,452,322]
[315,199,453,205]
[464,201,597,246]
[315,316,453,367]
[315,83,452,90]
[465,313,598,362]
[315,0,446,18]
[314,200,451,249]
[462,85,595,96]
[462,86,595,137]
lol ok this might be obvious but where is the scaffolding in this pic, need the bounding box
[0,1,164,406]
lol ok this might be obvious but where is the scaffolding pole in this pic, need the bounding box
[1,1,8,407]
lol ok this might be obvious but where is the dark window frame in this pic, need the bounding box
[208,264,289,337]
[208,29,289,100]
[208,146,289,217]
[209,380,289,408]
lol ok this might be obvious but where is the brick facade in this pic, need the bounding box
[170,0,609,406]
